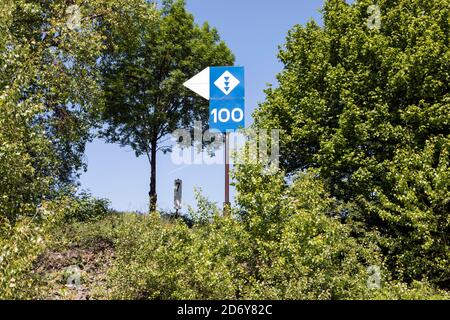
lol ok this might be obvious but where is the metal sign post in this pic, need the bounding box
[224,132,230,215]
[184,66,245,216]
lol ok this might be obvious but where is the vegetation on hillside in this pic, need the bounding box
[255,0,450,289]
[1,0,449,300]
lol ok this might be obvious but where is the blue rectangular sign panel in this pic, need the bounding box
[210,66,245,100]
[208,66,245,132]
[209,99,245,132]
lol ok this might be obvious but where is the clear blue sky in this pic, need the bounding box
[80,0,325,213]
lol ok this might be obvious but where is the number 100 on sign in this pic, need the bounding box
[209,99,245,132]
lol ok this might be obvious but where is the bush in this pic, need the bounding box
[42,191,111,223]
[187,188,222,225]
[0,89,57,225]
[98,152,450,300]
[106,213,248,299]
[231,159,448,299]
[371,281,450,300]
[232,163,377,299]
[0,218,48,299]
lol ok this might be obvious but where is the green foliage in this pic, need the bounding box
[232,160,377,299]
[101,0,234,153]
[0,193,111,300]
[1,0,158,194]
[104,159,425,299]
[1,0,448,300]
[103,173,447,299]
[371,281,450,300]
[0,88,57,224]
[106,213,247,299]
[43,191,111,223]
[0,0,156,220]
[231,159,448,299]
[254,0,450,288]
[102,148,449,299]
[187,188,221,225]
[1,0,104,185]
[375,136,450,285]
[0,216,52,299]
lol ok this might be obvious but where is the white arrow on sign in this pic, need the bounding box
[183,67,210,100]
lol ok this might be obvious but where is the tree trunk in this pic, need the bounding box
[149,139,157,213]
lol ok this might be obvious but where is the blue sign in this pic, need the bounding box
[210,66,245,100]
[209,66,245,132]
[209,99,245,132]
[183,66,245,132]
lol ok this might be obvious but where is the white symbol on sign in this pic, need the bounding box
[214,71,240,95]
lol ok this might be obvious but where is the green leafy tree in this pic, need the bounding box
[0,82,57,224]
[0,0,156,221]
[1,1,156,297]
[100,0,234,212]
[254,0,450,288]
[1,0,103,187]
[1,0,156,188]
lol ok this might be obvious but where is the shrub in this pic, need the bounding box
[187,188,222,225]
[232,159,448,299]
[0,218,48,299]
[106,213,248,299]
[0,90,57,225]
[42,191,111,224]
[104,174,382,300]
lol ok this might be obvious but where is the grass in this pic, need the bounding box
[34,215,121,299]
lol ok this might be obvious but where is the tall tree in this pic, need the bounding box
[0,0,156,222]
[1,0,105,187]
[254,0,450,288]
[100,0,234,212]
